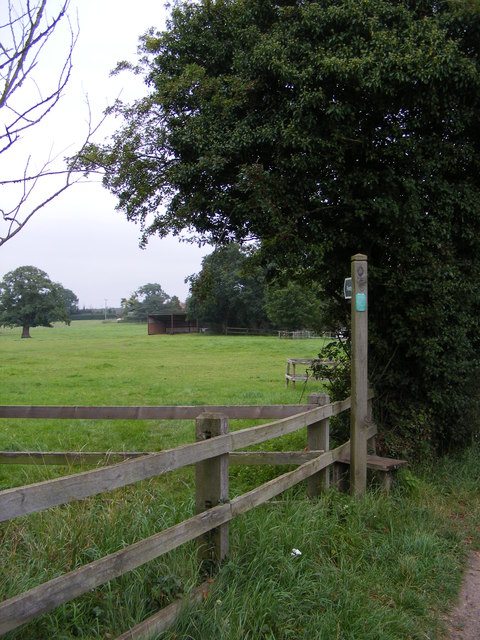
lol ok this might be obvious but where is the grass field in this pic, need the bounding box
[1,321,327,406]
[0,321,327,488]
[1,321,479,639]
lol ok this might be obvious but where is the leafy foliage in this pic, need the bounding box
[309,338,352,442]
[0,266,71,337]
[186,244,330,332]
[310,339,351,403]
[57,285,79,315]
[186,244,269,332]
[84,0,480,453]
[121,283,182,322]
[265,280,327,332]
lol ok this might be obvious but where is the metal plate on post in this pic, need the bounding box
[344,277,352,299]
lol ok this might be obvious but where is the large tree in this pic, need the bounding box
[265,281,327,333]
[83,0,480,452]
[186,245,269,332]
[0,266,71,337]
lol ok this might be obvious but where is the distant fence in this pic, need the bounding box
[278,330,348,339]
[223,328,338,338]
[0,396,376,637]
[225,327,276,336]
[278,330,319,339]
[225,328,327,338]
[285,357,339,389]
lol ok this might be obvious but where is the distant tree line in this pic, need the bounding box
[186,244,328,334]
[110,246,328,333]
[0,256,330,336]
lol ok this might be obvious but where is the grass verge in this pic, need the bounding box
[1,445,479,639]
[159,443,480,640]
[1,323,479,638]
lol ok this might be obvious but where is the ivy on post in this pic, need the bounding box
[306,393,330,496]
[350,254,368,496]
[195,413,229,574]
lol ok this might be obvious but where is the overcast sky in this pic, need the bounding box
[0,0,211,309]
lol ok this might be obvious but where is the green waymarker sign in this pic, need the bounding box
[344,277,352,300]
[356,292,367,312]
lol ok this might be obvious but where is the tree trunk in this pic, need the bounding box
[21,326,31,338]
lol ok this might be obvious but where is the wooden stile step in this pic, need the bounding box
[335,453,408,492]
[338,453,407,471]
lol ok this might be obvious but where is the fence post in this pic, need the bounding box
[350,253,368,496]
[367,392,376,454]
[195,413,229,574]
[306,393,330,496]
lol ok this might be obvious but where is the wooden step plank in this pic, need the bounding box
[337,453,407,472]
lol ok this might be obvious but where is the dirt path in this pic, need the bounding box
[445,552,480,639]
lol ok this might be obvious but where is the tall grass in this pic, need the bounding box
[164,445,480,640]
[1,322,479,639]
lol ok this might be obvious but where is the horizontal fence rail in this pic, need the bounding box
[0,426,376,635]
[0,396,378,637]
[0,450,324,466]
[0,399,351,522]
[0,404,316,420]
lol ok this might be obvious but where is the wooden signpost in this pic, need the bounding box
[350,254,368,496]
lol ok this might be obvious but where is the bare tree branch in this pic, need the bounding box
[0,1,76,149]
[0,0,103,248]
[0,97,107,248]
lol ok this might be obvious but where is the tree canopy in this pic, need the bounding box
[57,285,79,315]
[186,244,269,331]
[121,283,182,322]
[0,266,72,337]
[265,280,326,333]
[186,244,328,332]
[85,0,480,453]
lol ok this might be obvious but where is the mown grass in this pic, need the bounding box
[0,321,327,489]
[1,321,479,639]
[1,321,325,408]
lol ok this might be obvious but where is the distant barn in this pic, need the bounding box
[147,313,198,335]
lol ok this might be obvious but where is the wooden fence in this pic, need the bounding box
[0,395,376,637]
[0,254,377,637]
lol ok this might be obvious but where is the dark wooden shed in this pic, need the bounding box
[147,313,199,335]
